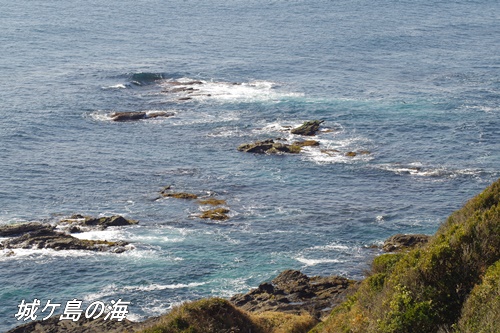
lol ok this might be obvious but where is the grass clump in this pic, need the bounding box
[140,298,316,333]
[313,178,500,333]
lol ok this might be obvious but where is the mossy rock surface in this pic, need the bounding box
[292,140,320,147]
[200,208,230,220]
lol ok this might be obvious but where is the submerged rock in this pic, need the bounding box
[0,222,54,237]
[198,198,227,206]
[161,192,199,199]
[0,228,129,253]
[231,269,357,319]
[382,233,431,252]
[110,111,174,122]
[290,120,324,136]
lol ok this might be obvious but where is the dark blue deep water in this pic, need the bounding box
[1,0,499,330]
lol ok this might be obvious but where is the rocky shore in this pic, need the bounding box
[0,215,137,254]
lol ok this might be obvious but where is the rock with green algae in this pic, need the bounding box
[293,140,320,147]
[237,139,302,154]
[200,208,230,220]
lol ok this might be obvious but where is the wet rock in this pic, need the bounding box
[290,120,324,136]
[237,139,302,154]
[110,111,174,122]
[238,139,275,154]
[320,149,341,156]
[292,140,320,147]
[59,215,138,231]
[345,151,357,157]
[0,222,54,237]
[200,208,230,221]
[383,234,431,252]
[230,269,357,319]
[0,229,129,252]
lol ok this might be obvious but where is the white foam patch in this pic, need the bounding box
[122,282,206,292]
[159,78,303,103]
[376,163,483,178]
[71,229,124,241]
[309,244,350,251]
[210,277,252,297]
[102,84,128,90]
[0,248,114,262]
[296,257,343,266]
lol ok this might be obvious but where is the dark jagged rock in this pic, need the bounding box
[0,222,54,237]
[230,269,357,319]
[59,215,138,231]
[382,233,431,252]
[290,120,324,136]
[110,111,174,122]
[237,139,302,154]
[0,228,129,252]
[237,139,275,154]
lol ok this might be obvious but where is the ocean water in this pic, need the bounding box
[1,0,499,330]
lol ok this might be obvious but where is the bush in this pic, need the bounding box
[314,178,500,333]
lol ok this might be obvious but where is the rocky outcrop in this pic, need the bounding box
[237,139,302,154]
[230,270,357,319]
[110,111,174,122]
[0,228,129,253]
[290,120,324,136]
[0,222,54,237]
[59,215,138,231]
[199,208,230,221]
[382,233,431,252]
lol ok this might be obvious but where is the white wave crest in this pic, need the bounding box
[159,78,303,103]
[295,257,343,266]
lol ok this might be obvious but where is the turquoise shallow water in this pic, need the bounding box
[1,0,499,331]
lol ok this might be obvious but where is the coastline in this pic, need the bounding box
[5,178,500,333]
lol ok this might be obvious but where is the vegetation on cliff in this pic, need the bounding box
[311,178,500,333]
[140,298,317,333]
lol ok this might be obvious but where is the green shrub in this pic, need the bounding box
[313,178,500,333]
